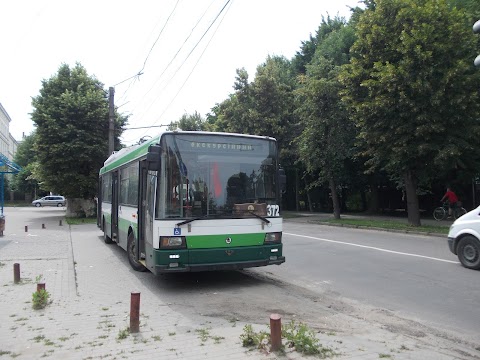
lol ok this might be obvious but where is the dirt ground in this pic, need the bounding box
[143,268,480,359]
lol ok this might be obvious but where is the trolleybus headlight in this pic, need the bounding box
[264,232,282,243]
[160,236,186,249]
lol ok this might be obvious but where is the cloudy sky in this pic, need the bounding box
[0,0,360,146]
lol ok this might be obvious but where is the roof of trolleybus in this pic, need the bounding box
[99,131,277,175]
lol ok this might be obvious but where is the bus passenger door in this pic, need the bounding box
[97,177,102,228]
[111,171,119,242]
[138,161,156,269]
[143,171,156,267]
[138,161,148,260]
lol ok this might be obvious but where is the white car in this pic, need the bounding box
[32,196,66,207]
[447,206,480,270]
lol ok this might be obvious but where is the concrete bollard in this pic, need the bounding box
[37,283,45,292]
[13,263,20,284]
[270,313,282,351]
[130,292,141,333]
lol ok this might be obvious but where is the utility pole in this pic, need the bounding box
[108,86,115,155]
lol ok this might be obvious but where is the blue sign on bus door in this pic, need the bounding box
[174,227,181,236]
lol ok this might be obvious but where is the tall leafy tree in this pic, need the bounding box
[292,15,348,75]
[209,58,297,166]
[168,111,210,131]
[12,132,39,199]
[31,63,127,206]
[295,18,357,219]
[250,56,297,166]
[208,68,257,134]
[340,0,480,225]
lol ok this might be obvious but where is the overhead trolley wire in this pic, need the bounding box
[150,0,233,129]
[138,0,181,76]
[134,0,217,108]
[122,0,232,145]
[112,0,180,105]
[133,0,232,137]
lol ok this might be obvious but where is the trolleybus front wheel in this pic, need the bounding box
[127,232,147,272]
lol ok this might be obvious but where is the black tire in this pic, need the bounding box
[457,236,480,270]
[433,207,445,221]
[35,203,41,208]
[103,218,113,244]
[56,203,62,207]
[127,232,147,272]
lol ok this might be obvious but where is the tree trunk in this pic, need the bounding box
[307,189,313,212]
[329,176,341,219]
[404,171,421,226]
[295,168,300,212]
[367,177,380,214]
[360,190,367,212]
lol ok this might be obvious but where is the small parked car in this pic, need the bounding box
[447,205,480,270]
[32,196,66,207]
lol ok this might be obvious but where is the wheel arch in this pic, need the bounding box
[128,225,135,240]
[454,232,480,253]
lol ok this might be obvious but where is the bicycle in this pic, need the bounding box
[433,202,467,221]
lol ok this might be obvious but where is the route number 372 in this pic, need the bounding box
[267,205,280,216]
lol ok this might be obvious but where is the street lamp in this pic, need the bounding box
[474,20,480,67]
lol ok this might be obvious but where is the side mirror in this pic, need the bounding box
[146,145,161,171]
[278,168,286,194]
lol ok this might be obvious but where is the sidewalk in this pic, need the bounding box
[0,208,472,359]
[1,208,275,360]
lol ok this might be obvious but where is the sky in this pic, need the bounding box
[0,0,361,146]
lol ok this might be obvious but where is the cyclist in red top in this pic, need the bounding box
[441,187,459,218]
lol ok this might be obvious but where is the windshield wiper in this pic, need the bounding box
[175,212,227,227]
[248,211,270,225]
[176,217,202,227]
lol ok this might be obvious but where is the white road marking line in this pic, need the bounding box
[284,232,459,264]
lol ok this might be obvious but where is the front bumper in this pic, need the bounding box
[154,256,285,274]
[447,237,456,254]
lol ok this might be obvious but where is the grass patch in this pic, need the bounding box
[32,289,50,310]
[65,217,97,225]
[320,218,449,234]
[282,212,309,219]
[241,321,336,356]
[117,327,129,340]
[4,201,31,207]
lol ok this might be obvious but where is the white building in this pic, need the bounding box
[0,103,18,161]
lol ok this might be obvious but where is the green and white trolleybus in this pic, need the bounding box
[98,131,285,274]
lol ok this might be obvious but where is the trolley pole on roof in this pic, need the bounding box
[108,86,115,155]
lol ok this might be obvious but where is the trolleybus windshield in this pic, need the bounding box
[157,134,278,220]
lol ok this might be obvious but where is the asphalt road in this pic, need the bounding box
[260,219,480,341]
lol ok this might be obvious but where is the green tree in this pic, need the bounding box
[208,68,257,134]
[12,132,39,199]
[340,0,480,225]
[295,18,357,219]
[168,111,210,131]
[209,58,297,166]
[31,63,127,215]
[292,15,347,75]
